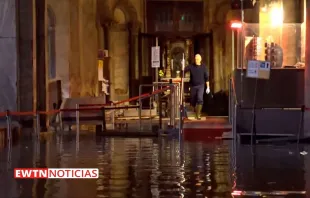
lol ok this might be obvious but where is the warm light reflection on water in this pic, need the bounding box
[0,131,309,198]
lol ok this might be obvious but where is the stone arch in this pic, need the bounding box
[106,0,139,100]
[114,8,126,24]
[47,5,56,79]
[214,1,232,24]
[97,0,112,25]
[112,0,138,24]
[47,5,56,27]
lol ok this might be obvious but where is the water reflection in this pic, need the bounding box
[0,132,309,198]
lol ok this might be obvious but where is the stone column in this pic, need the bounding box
[0,0,18,111]
[129,22,140,98]
[304,0,310,196]
[35,0,47,129]
[108,23,129,101]
[69,0,82,97]
[282,0,298,65]
[18,0,34,113]
[80,0,98,96]
[304,0,310,137]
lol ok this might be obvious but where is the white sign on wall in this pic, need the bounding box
[246,60,271,79]
[151,46,160,68]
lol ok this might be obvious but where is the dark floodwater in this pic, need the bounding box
[0,131,310,198]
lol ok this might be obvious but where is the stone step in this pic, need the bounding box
[123,108,157,117]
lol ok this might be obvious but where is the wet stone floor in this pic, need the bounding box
[0,131,309,198]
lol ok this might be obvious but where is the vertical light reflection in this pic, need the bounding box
[56,134,67,198]
[96,137,110,198]
[150,140,160,198]
[109,138,129,198]
[212,144,231,196]
[193,142,205,197]
[134,138,153,197]
[44,136,51,198]
[157,139,184,198]
[75,131,80,158]
[230,139,237,192]
[32,137,40,198]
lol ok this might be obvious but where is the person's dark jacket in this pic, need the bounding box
[184,64,208,86]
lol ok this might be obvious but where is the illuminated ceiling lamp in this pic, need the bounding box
[230,21,242,29]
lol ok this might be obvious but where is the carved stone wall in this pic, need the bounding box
[47,0,70,98]
[0,0,18,111]
[107,0,139,101]
[80,0,98,96]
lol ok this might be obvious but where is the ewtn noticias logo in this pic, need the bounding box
[14,168,99,179]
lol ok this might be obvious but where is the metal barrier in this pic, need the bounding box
[152,81,181,119]
[229,77,239,140]
[229,76,310,143]
[138,84,179,131]
[0,85,184,147]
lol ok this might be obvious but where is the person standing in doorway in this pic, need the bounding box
[183,54,210,120]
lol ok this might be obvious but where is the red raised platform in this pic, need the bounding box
[183,117,232,142]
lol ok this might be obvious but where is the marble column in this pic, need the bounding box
[0,0,18,111]
[108,24,129,101]
[305,2,310,197]
[282,0,298,65]
[69,0,82,97]
[18,0,35,112]
[129,22,140,98]
[304,0,310,137]
[80,0,98,96]
[35,0,47,128]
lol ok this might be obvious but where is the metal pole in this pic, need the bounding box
[59,111,63,131]
[101,107,106,132]
[155,37,159,83]
[240,0,244,105]
[76,104,80,134]
[237,30,240,69]
[232,30,235,71]
[159,93,162,129]
[174,85,178,119]
[229,79,232,124]
[7,138,12,169]
[149,96,153,130]
[111,104,115,130]
[139,85,142,131]
[178,101,182,140]
[170,85,175,127]
[233,104,237,141]
[155,37,159,109]
[297,105,305,144]
[5,110,11,145]
[36,111,40,138]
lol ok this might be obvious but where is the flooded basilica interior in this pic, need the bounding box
[0,0,307,118]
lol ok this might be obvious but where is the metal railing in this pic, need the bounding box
[228,76,308,144]
[138,83,181,131]
[229,77,238,140]
[0,82,185,148]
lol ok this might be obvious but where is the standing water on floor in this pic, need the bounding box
[0,131,309,198]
